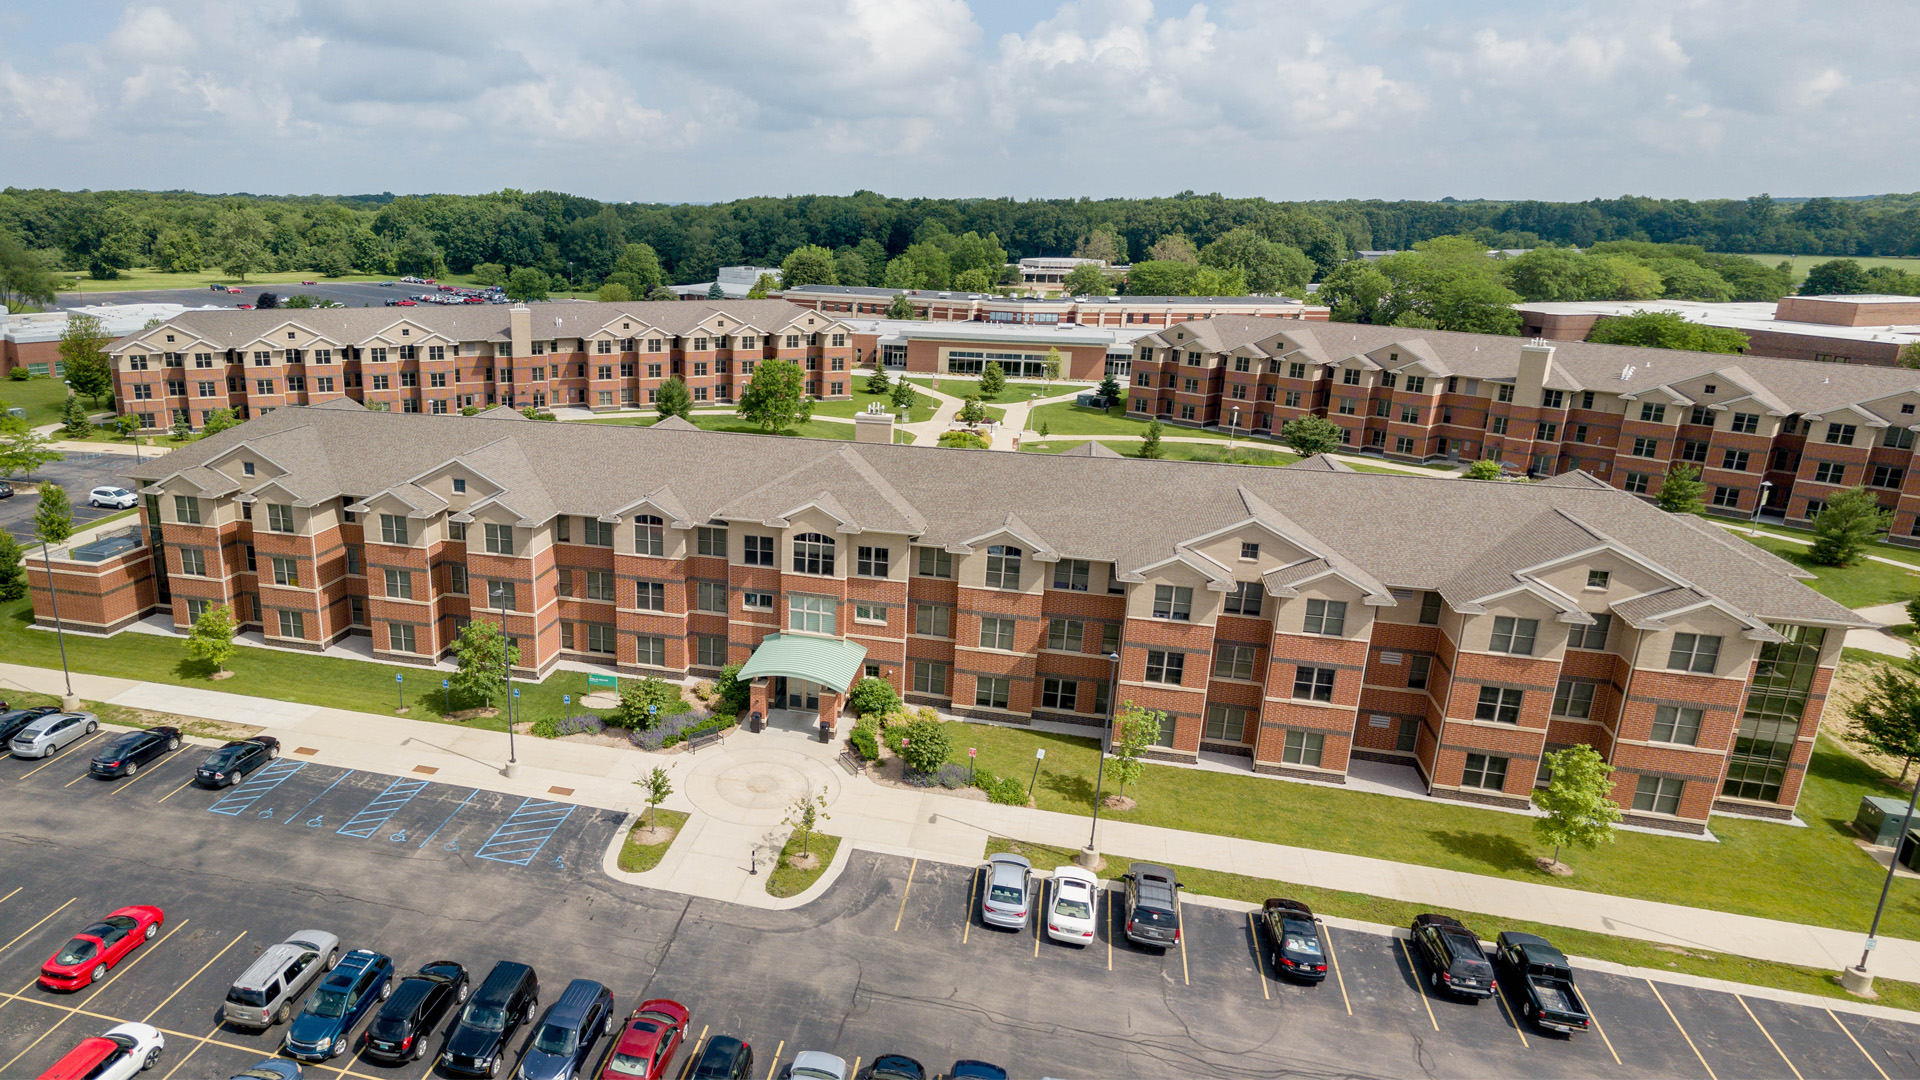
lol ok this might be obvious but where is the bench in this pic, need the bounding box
[838,750,868,776]
[686,727,725,753]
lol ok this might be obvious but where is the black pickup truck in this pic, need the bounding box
[1492,931,1591,1034]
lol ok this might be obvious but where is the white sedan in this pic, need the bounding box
[1045,865,1101,945]
[88,486,139,509]
[43,1021,164,1079]
[786,1050,849,1080]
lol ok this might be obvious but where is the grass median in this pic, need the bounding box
[617,810,691,873]
[767,832,841,899]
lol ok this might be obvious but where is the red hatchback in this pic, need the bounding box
[596,999,689,1080]
[40,906,164,990]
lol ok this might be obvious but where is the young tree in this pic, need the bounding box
[645,285,678,302]
[505,267,551,302]
[614,678,682,730]
[58,313,114,406]
[60,393,91,437]
[471,262,509,287]
[200,408,239,436]
[448,619,518,710]
[1279,415,1344,458]
[31,482,72,547]
[183,603,238,675]
[1899,342,1920,370]
[898,715,951,775]
[1108,704,1162,804]
[1530,745,1621,871]
[713,662,751,716]
[0,529,26,601]
[595,282,632,303]
[865,369,891,396]
[1138,419,1165,459]
[1040,347,1063,391]
[956,395,988,425]
[1846,653,1920,784]
[1809,486,1891,567]
[0,417,62,477]
[1465,459,1504,481]
[1654,464,1707,514]
[705,282,724,300]
[1062,263,1112,296]
[889,378,917,413]
[112,414,139,439]
[746,273,778,299]
[885,294,917,320]
[738,358,814,433]
[638,766,673,830]
[254,292,280,310]
[978,360,1006,399]
[1906,594,1920,630]
[1096,372,1123,411]
[783,789,832,859]
[655,376,694,421]
[779,245,839,289]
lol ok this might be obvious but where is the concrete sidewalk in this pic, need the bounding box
[4,657,1916,985]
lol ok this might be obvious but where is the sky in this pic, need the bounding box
[0,0,1913,204]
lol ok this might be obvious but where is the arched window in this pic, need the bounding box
[985,544,1022,589]
[793,533,835,575]
[634,514,664,556]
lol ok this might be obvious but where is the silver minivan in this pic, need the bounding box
[223,930,342,1028]
[8,711,98,759]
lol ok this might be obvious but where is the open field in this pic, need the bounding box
[1724,253,1920,276]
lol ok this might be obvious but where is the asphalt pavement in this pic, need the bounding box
[56,282,511,312]
[1,452,143,542]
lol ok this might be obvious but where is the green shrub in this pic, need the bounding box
[848,676,900,720]
[713,663,752,716]
[848,725,881,761]
[8,367,32,381]
[972,769,1027,805]
[531,718,561,738]
[898,716,951,774]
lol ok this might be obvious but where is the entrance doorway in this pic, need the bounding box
[771,677,820,712]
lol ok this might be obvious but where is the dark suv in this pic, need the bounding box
[440,961,539,1077]
[283,949,393,1061]
[1119,863,1183,949]
[689,1036,753,1080]
[1409,914,1496,1000]
[364,960,468,1063]
[514,978,613,1080]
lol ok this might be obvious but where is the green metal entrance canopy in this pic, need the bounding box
[737,634,869,694]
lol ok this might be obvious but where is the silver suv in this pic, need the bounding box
[9,711,98,759]
[223,930,341,1028]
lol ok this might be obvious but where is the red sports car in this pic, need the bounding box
[596,999,689,1080]
[40,906,164,990]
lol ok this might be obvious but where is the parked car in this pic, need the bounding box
[0,705,59,744]
[784,1051,848,1080]
[10,711,98,759]
[514,978,613,1080]
[38,1023,164,1080]
[195,736,280,787]
[283,949,393,1061]
[595,999,688,1080]
[944,1062,1007,1080]
[87,486,138,509]
[40,905,164,990]
[979,853,1033,930]
[860,1056,924,1080]
[89,726,182,779]
[1493,932,1590,1034]
[1256,899,1327,982]
[0,479,12,498]
[363,959,467,1063]
[1119,863,1183,949]
[1409,914,1496,1000]
[688,1036,752,1080]
[1044,865,1099,945]
[440,961,539,1077]
[223,930,341,1028]
[226,1060,303,1080]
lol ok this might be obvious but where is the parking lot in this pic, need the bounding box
[1,731,1918,1079]
[2,453,142,543]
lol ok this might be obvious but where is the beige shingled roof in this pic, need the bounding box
[122,407,1867,629]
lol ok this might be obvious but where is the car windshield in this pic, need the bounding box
[206,747,240,766]
[792,1069,841,1080]
[606,1052,653,1076]
[307,989,350,1018]
[533,1022,577,1055]
[460,1002,507,1031]
[1283,932,1322,955]
[1053,894,1092,920]
[1133,908,1178,928]
[101,734,141,755]
[988,884,1024,904]
[55,937,99,965]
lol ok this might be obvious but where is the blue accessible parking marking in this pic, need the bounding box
[336,777,430,839]
[417,789,478,848]
[473,797,576,866]
[206,760,307,816]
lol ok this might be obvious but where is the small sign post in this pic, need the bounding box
[587,672,619,691]
[1028,747,1046,800]
[442,678,449,716]
[968,746,976,785]
[395,672,404,712]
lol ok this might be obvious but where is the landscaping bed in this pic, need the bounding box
[767,832,841,898]
[617,809,690,873]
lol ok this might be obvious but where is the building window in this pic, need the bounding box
[1551,680,1594,719]
[1623,471,1651,494]
[1212,644,1255,681]
[636,635,665,667]
[583,518,614,547]
[1667,633,1721,674]
[1152,584,1192,621]
[585,624,616,656]
[182,597,209,624]
[914,604,952,637]
[482,522,514,555]
[380,514,409,545]
[854,603,884,624]
[793,533,835,575]
[975,676,1010,709]
[912,662,947,695]
[1047,619,1084,652]
[1461,753,1508,790]
[1303,598,1347,636]
[384,568,411,599]
[1720,449,1750,472]
[1223,581,1262,616]
[743,535,775,567]
[1052,559,1090,592]
[635,581,666,611]
[634,515,665,557]
[1712,486,1741,508]
[979,616,1016,651]
[696,581,728,613]
[1041,678,1075,711]
[179,548,206,576]
[1282,730,1324,767]
[696,526,727,557]
[278,610,304,639]
[1630,437,1660,458]
[1293,666,1335,702]
[1813,461,1846,485]
[448,564,467,595]
[1475,686,1524,724]
[174,495,202,525]
[1872,465,1907,489]
[1651,706,1704,746]
[1639,403,1666,423]
[1417,591,1442,625]
[1144,651,1184,685]
[856,546,890,577]
[1568,613,1612,650]
[486,580,516,610]
[1826,423,1857,446]
[581,570,614,602]
[388,623,416,654]
[985,545,1022,589]
[266,504,294,533]
[743,591,775,612]
[1731,412,1759,434]
[1205,706,1248,743]
[917,547,953,578]
[1489,616,1537,655]
[1678,440,1709,464]
[1407,654,1431,690]
[789,594,836,634]
[1633,776,1684,815]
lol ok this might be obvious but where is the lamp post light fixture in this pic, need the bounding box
[1845,768,1920,996]
[1229,405,1240,451]
[1078,651,1121,868]
[496,590,519,777]
[1751,480,1774,536]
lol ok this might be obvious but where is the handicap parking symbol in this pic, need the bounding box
[258,808,273,819]
[390,830,408,843]
[308,816,325,827]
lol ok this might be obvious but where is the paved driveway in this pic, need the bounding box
[1,452,142,542]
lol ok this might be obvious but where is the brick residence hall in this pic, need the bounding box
[29,403,1864,835]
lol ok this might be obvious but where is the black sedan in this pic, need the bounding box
[1258,898,1328,982]
[862,1055,926,1080]
[89,726,183,779]
[194,736,280,788]
[0,706,60,745]
[364,960,469,1063]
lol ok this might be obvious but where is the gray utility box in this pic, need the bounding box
[1856,794,1920,847]
[1075,393,1114,410]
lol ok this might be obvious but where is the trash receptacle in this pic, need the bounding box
[819,718,832,744]
[750,711,763,734]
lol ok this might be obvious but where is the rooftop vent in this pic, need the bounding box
[1620,365,1636,380]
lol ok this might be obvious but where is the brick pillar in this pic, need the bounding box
[750,677,770,717]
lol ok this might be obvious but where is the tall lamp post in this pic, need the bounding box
[1750,480,1774,536]
[1845,769,1920,995]
[1078,651,1121,868]
[1229,405,1240,452]
[495,586,519,777]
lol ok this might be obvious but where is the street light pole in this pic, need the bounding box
[496,589,518,776]
[1847,770,1920,994]
[39,540,77,708]
[1080,651,1120,867]
[1750,480,1774,536]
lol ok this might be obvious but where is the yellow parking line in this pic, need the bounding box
[0,976,35,1019]
[0,917,191,1073]
[764,1039,783,1080]
[678,1026,708,1080]
[1397,938,1438,1032]
[157,1021,222,1080]
[62,768,93,789]
[1490,981,1529,1048]
[108,748,190,796]
[1033,888,1043,959]
[1588,1006,1623,1065]
[142,930,246,1022]
[1322,927,1352,1016]
[1827,1009,1891,1080]
[1105,889,1114,972]
[1246,913,1269,1001]
[850,1057,861,1078]
[19,733,107,779]
[0,886,19,906]
[1736,995,1803,1080]
[156,776,196,804]
[1177,925,1190,986]
[893,858,917,932]
[0,897,76,957]
[1647,979,1716,1080]
[962,867,978,945]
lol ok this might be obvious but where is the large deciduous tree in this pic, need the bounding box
[1531,745,1621,873]
[1280,415,1344,458]
[779,245,839,289]
[1847,651,1920,784]
[738,358,813,433]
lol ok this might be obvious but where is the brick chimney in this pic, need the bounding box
[509,304,532,361]
[1515,339,1555,408]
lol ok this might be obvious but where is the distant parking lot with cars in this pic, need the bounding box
[1,723,1918,1078]
[55,280,508,313]
[1,453,144,543]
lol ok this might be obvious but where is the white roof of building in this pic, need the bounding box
[838,317,1159,350]
[1,303,215,344]
[1516,300,1920,345]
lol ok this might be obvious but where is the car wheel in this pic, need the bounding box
[379,980,391,1000]
[86,720,97,734]
[1429,969,1439,989]
[457,982,469,1002]
[125,762,138,777]
[90,963,106,983]
[274,1002,291,1025]
[486,1059,499,1079]
[142,1047,161,1070]
[268,744,280,760]
[165,736,179,751]
[327,948,339,970]
[414,1040,426,1062]
[144,921,157,939]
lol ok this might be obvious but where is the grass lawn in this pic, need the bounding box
[616,809,691,873]
[1731,520,1920,569]
[568,412,854,441]
[1726,253,1920,275]
[905,376,1063,404]
[1,376,79,428]
[1019,439,1301,467]
[1741,534,1920,608]
[1026,402,1232,440]
[984,837,1920,1011]
[939,718,1920,940]
[809,386,938,424]
[767,832,840,898]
